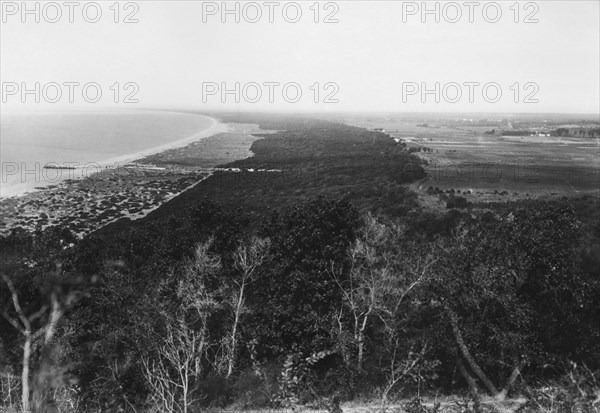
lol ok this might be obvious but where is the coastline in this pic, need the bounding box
[0,114,229,199]
[0,120,263,238]
[94,115,230,169]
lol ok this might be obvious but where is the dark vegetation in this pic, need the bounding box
[499,128,600,138]
[552,127,600,138]
[1,114,599,412]
[121,113,425,228]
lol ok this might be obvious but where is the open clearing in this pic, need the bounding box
[338,117,599,205]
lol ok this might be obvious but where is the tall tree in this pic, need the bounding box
[224,236,270,378]
[0,272,86,412]
[330,213,435,370]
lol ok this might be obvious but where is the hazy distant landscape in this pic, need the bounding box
[1,1,599,412]
[341,113,599,200]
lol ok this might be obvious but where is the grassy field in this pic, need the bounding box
[335,116,599,210]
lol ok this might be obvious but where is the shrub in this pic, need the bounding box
[517,362,600,412]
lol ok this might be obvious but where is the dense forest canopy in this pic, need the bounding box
[1,115,599,412]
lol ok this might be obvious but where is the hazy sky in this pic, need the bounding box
[1,0,599,113]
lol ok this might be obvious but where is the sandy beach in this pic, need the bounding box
[0,113,228,199]
[94,115,231,169]
[0,120,263,238]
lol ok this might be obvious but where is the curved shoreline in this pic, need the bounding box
[94,115,229,168]
[0,114,228,199]
[0,120,264,237]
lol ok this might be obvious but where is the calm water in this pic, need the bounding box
[0,111,213,197]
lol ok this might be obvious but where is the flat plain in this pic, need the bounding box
[335,116,599,210]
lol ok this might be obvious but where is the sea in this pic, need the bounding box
[0,110,214,198]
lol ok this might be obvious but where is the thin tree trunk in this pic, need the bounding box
[182,376,188,413]
[227,281,246,378]
[44,292,61,344]
[497,361,525,400]
[357,314,368,369]
[445,306,500,396]
[22,332,31,413]
[456,356,480,396]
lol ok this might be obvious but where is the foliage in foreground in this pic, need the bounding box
[1,197,599,412]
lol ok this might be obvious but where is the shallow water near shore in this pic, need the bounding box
[0,110,215,198]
